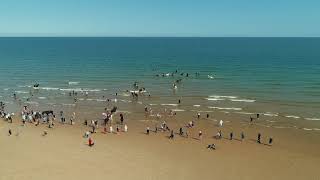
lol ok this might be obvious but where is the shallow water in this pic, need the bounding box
[0,37,319,123]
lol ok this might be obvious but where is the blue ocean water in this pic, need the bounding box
[0,37,319,119]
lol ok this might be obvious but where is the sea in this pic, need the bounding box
[0,37,319,125]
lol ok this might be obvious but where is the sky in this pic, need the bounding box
[0,0,319,37]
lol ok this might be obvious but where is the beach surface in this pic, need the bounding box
[1,113,319,180]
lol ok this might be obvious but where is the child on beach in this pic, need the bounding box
[8,129,12,136]
[88,137,94,147]
[120,113,124,124]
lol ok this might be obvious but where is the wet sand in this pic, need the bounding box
[1,109,320,180]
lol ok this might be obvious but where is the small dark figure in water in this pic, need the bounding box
[116,93,118,96]
[169,130,174,139]
[269,137,273,145]
[197,113,200,119]
[186,73,189,77]
[257,133,261,144]
[13,93,17,100]
[206,114,209,118]
[257,113,260,119]
[241,132,245,141]
[230,132,233,140]
[178,99,181,104]
[250,117,253,123]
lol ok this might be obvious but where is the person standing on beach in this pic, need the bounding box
[120,113,124,124]
[88,137,94,147]
[199,131,203,140]
[230,132,233,140]
[179,127,183,136]
[241,132,245,141]
[146,127,150,135]
[206,114,209,118]
[169,130,174,139]
[109,126,113,133]
[8,129,12,136]
[124,124,128,132]
[257,133,261,144]
[269,137,273,145]
[197,113,201,119]
[257,114,260,119]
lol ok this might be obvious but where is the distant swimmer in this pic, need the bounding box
[257,113,260,119]
[208,75,214,79]
[206,114,209,118]
[178,99,181,104]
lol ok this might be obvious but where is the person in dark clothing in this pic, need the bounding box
[169,130,174,139]
[269,137,273,145]
[120,113,124,124]
[230,132,233,140]
[257,133,261,144]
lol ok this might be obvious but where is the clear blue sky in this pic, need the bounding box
[0,0,319,37]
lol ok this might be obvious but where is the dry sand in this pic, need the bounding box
[1,111,320,180]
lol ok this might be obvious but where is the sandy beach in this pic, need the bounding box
[1,109,319,180]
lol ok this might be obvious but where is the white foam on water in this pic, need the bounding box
[303,128,313,131]
[68,81,80,85]
[149,104,158,106]
[209,95,237,99]
[193,105,201,107]
[161,104,178,106]
[62,103,76,106]
[190,110,214,113]
[171,109,185,112]
[18,85,31,88]
[208,106,242,111]
[235,112,255,115]
[38,97,47,100]
[120,99,131,103]
[25,101,39,105]
[313,128,320,131]
[266,120,276,123]
[120,93,130,97]
[263,112,278,117]
[60,88,101,92]
[96,99,107,102]
[78,98,85,101]
[3,88,9,91]
[137,101,143,104]
[205,98,225,101]
[230,99,256,103]
[221,111,230,114]
[15,91,29,94]
[305,118,320,121]
[86,98,95,101]
[274,126,290,129]
[40,87,59,91]
[285,115,300,119]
